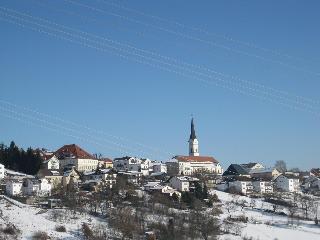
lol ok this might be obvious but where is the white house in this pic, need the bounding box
[82,168,117,188]
[140,158,152,176]
[118,171,143,185]
[56,144,99,172]
[6,180,23,196]
[252,179,273,194]
[228,177,254,195]
[169,176,190,192]
[23,178,52,196]
[0,163,4,179]
[42,155,60,170]
[152,163,167,174]
[275,174,300,192]
[113,156,142,172]
[303,176,320,191]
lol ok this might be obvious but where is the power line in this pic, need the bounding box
[0,99,174,157]
[28,1,320,106]
[63,0,320,77]
[1,6,319,112]
[1,8,320,117]
[99,0,312,63]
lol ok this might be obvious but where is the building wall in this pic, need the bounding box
[6,182,23,196]
[0,164,4,179]
[169,177,189,191]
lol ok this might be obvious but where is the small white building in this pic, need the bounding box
[118,171,143,185]
[82,168,117,188]
[23,178,52,196]
[42,155,60,170]
[169,176,190,192]
[113,156,142,172]
[303,176,320,191]
[152,163,167,174]
[228,177,254,195]
[252,179,273,194]
[0,163,4,179]
[275,174,300,192]
[6,180,23,196]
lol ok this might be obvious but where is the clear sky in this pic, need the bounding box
[1,0,320,170]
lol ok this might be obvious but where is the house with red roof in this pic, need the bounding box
[55,144,99,172]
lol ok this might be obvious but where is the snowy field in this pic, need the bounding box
[1,192,320,239]
[0,196,107,239]
[213,190,320,240]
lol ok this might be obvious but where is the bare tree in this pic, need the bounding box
[275,160,287,173]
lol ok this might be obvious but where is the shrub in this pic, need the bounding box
[32,231,49,240]
[2,224,20,236]
[55,225,66,232]
[82,223,94,239]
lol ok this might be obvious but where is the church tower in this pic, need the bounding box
[188,118,199,156]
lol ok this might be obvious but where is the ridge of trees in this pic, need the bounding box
[0,141,41,175]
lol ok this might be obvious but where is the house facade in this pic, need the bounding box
[56,144,99,172]
[42,155,60,170]
[275,174,300,192]
[6,180,23,196]
[0,163,4,179]
[228,177,254,195]
[23,178,52,196]
[252,179,273,194]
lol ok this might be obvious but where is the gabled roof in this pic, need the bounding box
[223,164,249,176]
[311,168,320,177]
[249,167,277,174]
[100,158,113,163]
[240,163,262,170]
[56,144,95,159]
[174,155,219,163]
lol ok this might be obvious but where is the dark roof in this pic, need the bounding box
[114,156,133,161]
[240,163,259,169]
[228,176,252,182]
[223,164,249,176]
[189,118,197,140]
[311,168,320,177]
[56,144,95,159]
[174,155,219,163]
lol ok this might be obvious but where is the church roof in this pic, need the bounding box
[56,144,96,159]
[174,155,219,163]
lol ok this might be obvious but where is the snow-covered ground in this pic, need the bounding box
[0,196,107,239]
[1,191,320,239]
[213,190,320,240]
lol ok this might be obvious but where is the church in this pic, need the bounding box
[166,118,223,176]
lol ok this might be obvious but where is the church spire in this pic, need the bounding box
[190,118,197,140]
[188,117,199,156]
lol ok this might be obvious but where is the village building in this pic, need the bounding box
[99,158,113,169]
[117,171,143,185]
[310,168,320,177]
[249,167,281,180]
[37,169,63,189]
[252,178,274,194]
[6,179,23,196]
[42,154,60,170]
[169,176,199,192]
[228,176,254,195]
[62,167,81,188]
[82,168,117,188]
[274,173,300,192]
[222,164,251,179]
[22,178,52,196]
[302,176,320,191]
[166,118,223,176]
[0,163,4,179]
[113,156,142,172]
[152,162,167,174]
[56,144,99,172]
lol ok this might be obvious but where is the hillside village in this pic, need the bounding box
[0,119,320,239]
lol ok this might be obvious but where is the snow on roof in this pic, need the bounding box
[249,167,276,174]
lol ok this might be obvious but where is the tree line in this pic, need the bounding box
[0,141,42,175]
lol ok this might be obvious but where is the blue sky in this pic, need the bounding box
[1,0,320,170]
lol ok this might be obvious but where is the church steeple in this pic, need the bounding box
[190,118,197,140]
[188,118,199,156]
